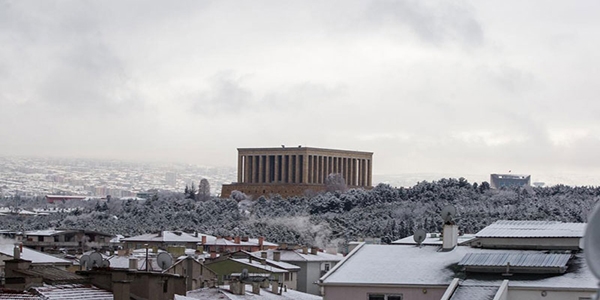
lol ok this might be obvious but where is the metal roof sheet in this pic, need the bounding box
[32,284,113,300]
[449,285,497,300]
[475,220,585,238]
[458,253,572,268]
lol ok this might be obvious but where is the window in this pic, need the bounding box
[324,263,330,272]
[368,294,402,300]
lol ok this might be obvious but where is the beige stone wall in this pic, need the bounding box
[224,147,374,199]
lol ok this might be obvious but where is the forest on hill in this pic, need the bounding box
[1,178,598,250]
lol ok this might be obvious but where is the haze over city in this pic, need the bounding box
[1,1,599,186]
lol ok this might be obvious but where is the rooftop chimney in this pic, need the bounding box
[261,252,268,259]
[113,280,131,300]
[201,235,207,245]
[258,237,264,249]
[310,247,318,255]
[442,224,459,251]
[273,251,281,262]
[129,258,138,271]
[235,236,241,244]
[302,247,308,255]
[13,244,21,260]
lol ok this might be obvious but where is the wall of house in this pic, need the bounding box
[166,258,217,290]
[305,261,325,295]
[508,288,595,300]
[293,261,309,293]
[282,271,298,290]
[323,285,447,300]
[206,259,282,285]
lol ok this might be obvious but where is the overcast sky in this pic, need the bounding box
[1,0,599,183]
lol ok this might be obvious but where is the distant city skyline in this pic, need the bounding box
[1,1,599,184]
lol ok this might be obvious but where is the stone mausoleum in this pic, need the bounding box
[221,146,373,199]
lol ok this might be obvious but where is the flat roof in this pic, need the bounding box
[237,146,373,155]
[320,244,596,288]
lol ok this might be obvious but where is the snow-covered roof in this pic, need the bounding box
[185,285,323,300]
[0,245,71,265]
[23,229,65,236]
[392,233,476,245]
[449,285,497,300]
[251,249,343,263]
[230,258,288,273]
[320,244,596,289]
[32,284,113,299]
[122,231,210,243]
[475,220,586,238]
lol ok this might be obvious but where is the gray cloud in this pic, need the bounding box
[0,0,599,185]
[366,0,484,46]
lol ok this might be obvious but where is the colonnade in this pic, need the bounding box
[237,153,372,187]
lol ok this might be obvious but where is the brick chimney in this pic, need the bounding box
[201,235,207,245]
[302,247,308,255]
[258,237,264,249]
[235,236,241,244]
[273,251,281,262]
[310,247,318,255]
[261,252,268,259]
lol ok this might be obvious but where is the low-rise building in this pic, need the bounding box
[16,229,114,254]
[253,247,343,296]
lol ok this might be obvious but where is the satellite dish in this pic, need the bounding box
[413,229,427,246]
[101,258,110,268]
[89,252,103,268]
[157,252,173,270]
[441,205,457,224]
[80,255,90,270]
[584,202,600,280]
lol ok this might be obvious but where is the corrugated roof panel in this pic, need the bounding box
[458,253,572,268]
[475,220,585,238]
[450,285,498,300]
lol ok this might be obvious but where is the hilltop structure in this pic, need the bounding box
[490,173,531,189]
[221,146,373,198]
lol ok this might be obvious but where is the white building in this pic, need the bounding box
[320,220,595,300]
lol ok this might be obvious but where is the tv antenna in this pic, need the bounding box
[79,255,90,270]
[157,252,173,270]
[89,252,103,268]
[413,229,427,246]
[441,205,457,224]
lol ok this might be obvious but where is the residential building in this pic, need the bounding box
[253,247,343,295]
[205,251,297,287]
[221,146,373,198]
[164,256,219,290]
[16,229,114,254]
[319,220,595,300]
[0,244,72,273]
